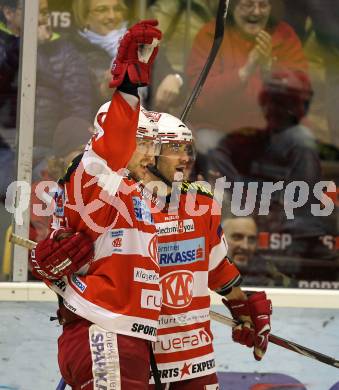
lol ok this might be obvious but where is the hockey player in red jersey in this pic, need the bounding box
[29,20,164,390]
[143,112,272,389]
[30,20,272,390]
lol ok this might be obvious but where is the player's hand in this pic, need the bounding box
[110,20,162,88]
[29,228,94,280]
[248,291,272,360]
[223,291,272,360]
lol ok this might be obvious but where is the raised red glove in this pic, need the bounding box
[110,19,162,88]
[223,291,272,361]
[29,228,94,280]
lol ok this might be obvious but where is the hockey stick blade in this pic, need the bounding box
[180,0,230,122]
[210,310,339,369]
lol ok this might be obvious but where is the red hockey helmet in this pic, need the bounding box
[259,70,313,121]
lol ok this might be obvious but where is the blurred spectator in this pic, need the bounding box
[0,0,20,206]
[284,0,339,148]
[70,0,182,113]
[283,0,339,47]
[0,0,93,178]
[209,71,333,257]
[0,0,21,146]
[186,0,308,154]
[0,134,15,202]
[148,0,218,73]
[222,216,291,286]
[30,116,91,243]
[70,0,128,112]
[34,0,92,176]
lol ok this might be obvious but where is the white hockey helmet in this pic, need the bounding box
[93,102,159,141]
[152,112,193,144]
[137,107,159,141]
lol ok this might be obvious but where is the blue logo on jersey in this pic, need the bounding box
[71,274,87,293]
[133,197,153,224]
[110,229,124,238]
[158,237,205,266]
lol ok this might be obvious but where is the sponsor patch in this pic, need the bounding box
[110,229,124,253]
[131,323,157,337]
[63,299,76,313]
[53,278,67,293]
[158,237,205,266]
[158,310,210,327]
[149,355,216,383]
[110,229,124,238]
[133,196,153,224]
[156,219,195,237]
[154,328,212,354]
[134,268,159,284]
[179,359,215,379]
[89,325,121,390]
[141,289,162,311]
[71,274,87,293]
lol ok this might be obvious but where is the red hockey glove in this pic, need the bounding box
[223,291,272,361]
[110,19,162,88]
[29,228,94,280]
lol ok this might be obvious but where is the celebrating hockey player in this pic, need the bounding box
[143,113,272,389]
[30,19,272,390]
[29,20,164,390]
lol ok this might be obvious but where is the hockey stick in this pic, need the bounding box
[56,378,66,390]
[210,310,339,369]
[9,232,36,249]
[180,0,230,122]
[10,233,339,369]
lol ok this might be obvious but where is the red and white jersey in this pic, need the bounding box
[48,92,161,341]
[150,182,241,383]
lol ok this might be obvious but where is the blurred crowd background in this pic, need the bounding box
[0,0,338,287]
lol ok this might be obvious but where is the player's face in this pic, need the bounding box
[86,0,126,35]
[233,0,271,37]
[224,218,257,269]
[127,138,158,181]
[157,142,195,182]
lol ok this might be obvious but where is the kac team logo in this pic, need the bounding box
[148,234,158,265]
[161,270,194,308]
[110,229,124,252]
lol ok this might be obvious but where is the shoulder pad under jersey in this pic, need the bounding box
[180,181,214,198]
[58,153,83,185]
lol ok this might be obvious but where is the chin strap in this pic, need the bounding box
[147,164,173,187]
